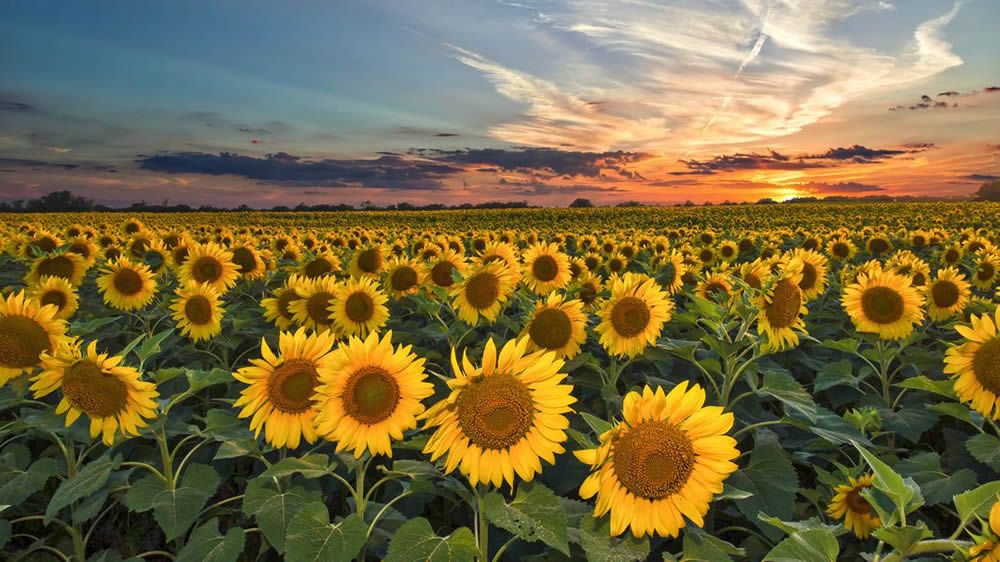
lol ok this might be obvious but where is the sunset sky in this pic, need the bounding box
[2,0,998,207]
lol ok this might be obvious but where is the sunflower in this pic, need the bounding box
[596,273,673,358]
[945,309,1000,419]
[179,242,239,293]
[289,276,340,333]
[842,270,925,340]
[574,383,738,538]
[737,260,769,292]
[866,235,892,256]
[0,290,68,386]
[521,294,588,359]
[696,272,734,303]
[170,283,225,342]
[479,241,522,284]
[756,259,807,352]
[970,502,1000,561]
[329,276,389,337]
[582,251,603,274]
[973,254,1000,290]
[28,276,79,320]
[261,274,309,330]
[421,337,576,488]
[96,257,158,311]
[140,238,171,276]
[573,271,605,309]
[31,340,158,446]
[121,218,145,236]
[926,266,971,321]
[298,251,342,279]
[791,248,828,301]
[522,242,571,296]
[349,245,386,279]
[827,474,880,539]
[939,244,963,267]
[656,252,687,295]
[426,248,467,289]
[718,240,738,262]
[826,237,858,262]
[450,261,515,325]
[26,250,88,286]
[229,240,266,280]
[605,253,628,276]
[383,256,424,299]
[312,330,433,457]
[233,328,337,449]
[66,236,98,267]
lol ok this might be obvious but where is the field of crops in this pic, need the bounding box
[3,203,1000,561]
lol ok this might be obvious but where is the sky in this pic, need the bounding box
[1,0,998,208]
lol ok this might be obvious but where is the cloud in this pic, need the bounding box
[0,157,78,170]
[496,178,624,196]
[136,151,461,190]
[413,147,649,179]
[986,87,1000,93]
[799,181,886,193]
[0,99,34,112]
[937,91,961,97]
[963,174,1000,182]
[435,133,459,137]
[673,144,927,175]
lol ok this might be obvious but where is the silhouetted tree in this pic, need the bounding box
[569,198,594,208]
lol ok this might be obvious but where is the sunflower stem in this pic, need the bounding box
[355,454,372,518]
[474,485,490,562]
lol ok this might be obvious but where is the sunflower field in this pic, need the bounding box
[3,203,1000,561]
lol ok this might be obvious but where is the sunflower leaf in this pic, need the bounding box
[763,529,839,562]
[384,517,477,562]
[0,453,58,506]
[259,454,332,479]
[176,518,245,562]
[577,515,649,562]
[758,371,817,422]
[955,481,1000,524]
[243,477,321,554]
[45,454,121,524]
[483,482,570,555]
[285,502,366,562]
[966,433,1000,471]
[728,430,798,541]
[124,463,220,540]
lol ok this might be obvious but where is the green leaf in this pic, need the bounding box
[176,518,245,562]
[967,433,1000,471]
[763,529,838,562]
[185,368,233,392]
[820,338,858,354]
[813,360,856,392]
[581,412,614,436]
[384,517,478,562]
[243,478,320,554]
[716,483,753,501]
[136,328,174,362]
[0,518,10,549]
[872,523,931,557]
[929,402,980,428]
[483,482,569,555]
[853,442,914,515]
[213,438,262,460]
[757,514,846,537]
[0,455,58,505]
[955,481,1000,524]
[758,372,817,422]
[728,431,798,541]
[682,528,743,561]
[577,515,649,562]
[125,463,220,540]
[895,452,977,505]
[380,459,443,480]
[46,455,121,523]
[285,502,366,562]
[894,376,957,399]
[878,407,938,443]
[259,453,332,479]
[118,332,147,359]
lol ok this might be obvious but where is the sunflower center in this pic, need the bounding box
[231,247,258,274]
[184,295,213,325]
[931,280,960,308]
[579,283,599,305]
[37,255,76,280]
[35,236,58,253]
[612,420,695,499]
[765,278,802,329]
[306,292,334,324]
[869,238,889,254]
[912,272,926,287]
[41,290,68,310]
[267,359,319,414]
[457,373,534,450]
[860,286,904,325]
[972,338,1000,395]
[583,257,600,273]
[357,249,382,273]
[529,308,572,350]
[0,315,51,369]
[703,281,729,300]
[113,268,144,296]
[532,256,559,282]
[845,487,872,515]
[192,257,223,283]
[305,257,333,278]
[945,249,959,263]
[343,366,400,424]
[277,289,300,319]
[344,292,374,323]
[978,263,995,281]
[699,249,714,263]
[62,360,128,418]
[608,258,624,272]
[799,262,817,291]
[69,242,91,258]
[431,261,456,287]
[386,267,415,292]
[721,245,735,258]
[610,296,651,338]
[833,242,849,258]
[465,272,500,310]
[172,247,189,265]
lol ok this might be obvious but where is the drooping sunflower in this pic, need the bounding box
[656,252,687,295]
[522,242,571,296]
[289,276,340,333]
[575,383,738,538]
[312,330,434,457]
[973,253,1000,290]
[756,258,808,352]
[170,283,225,341]
[329,276,389,338]
[0,290,69,386]
[421,337,576,488]
[827,474,881,539]
[26,250,88,286]
[521,293,588,359]
[573,271,605,310]
[96,257,158,311]
[970,502,1000,561]
[179,242,239,293]
[596,272,673,358]
[842,270,925,340]
[945,309,1000,419]
[233,328,337,449]
[383,256,424,299]
[349,245,386,279]
[926,266,971,321]
[31,340,158,446]
[28,276,79,320]
[450,261,515,325]
[791,248,828,301]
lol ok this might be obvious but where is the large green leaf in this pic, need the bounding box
[763,529,838,561]
[0,452,58,506]
[483,482,569,555]
[176,518,245,562]
[45,455,121,523]
[872,523,931,557]
[243,477,321,554]
[758,372,817,422]
[728,431,798,541]
[384,517,477,562]
[125,463,220,540]
[259,453,332,479]
[577,515,649,562]
[682,528,743,561]
[854,442,920,518]
[813,360,856,392]
[285,502,366,562]
[955,481,1000,524]
[967,433,1000,471]
[894,452,976,506]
